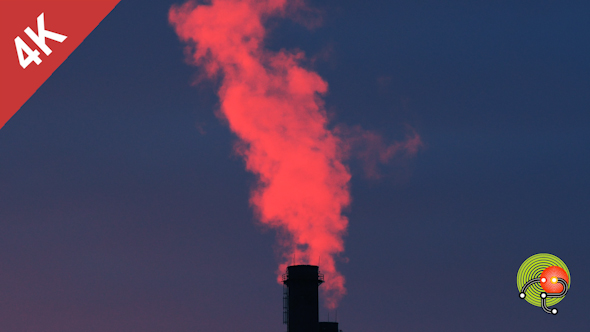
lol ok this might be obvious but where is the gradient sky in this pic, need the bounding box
[1,1,589,331]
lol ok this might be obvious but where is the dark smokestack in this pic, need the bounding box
[319,322,340,332]
[282,265,324,332]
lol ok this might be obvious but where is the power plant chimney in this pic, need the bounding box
[282,265,341,332]
[319,322,340,332]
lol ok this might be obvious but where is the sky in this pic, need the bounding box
[1,0,589,331]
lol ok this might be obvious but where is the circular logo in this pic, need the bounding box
[517,253,570,314]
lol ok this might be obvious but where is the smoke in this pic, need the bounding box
[337,125,423,179]
[169,0,420,309]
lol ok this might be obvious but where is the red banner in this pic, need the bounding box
[0,0,121,129]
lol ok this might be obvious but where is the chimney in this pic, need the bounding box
[319,322,340,332]
[282,265,324,332]
[282,265,342,332]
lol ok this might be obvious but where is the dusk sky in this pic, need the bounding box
[1,1,589,331]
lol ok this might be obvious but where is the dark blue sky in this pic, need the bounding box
[1,0,589,331]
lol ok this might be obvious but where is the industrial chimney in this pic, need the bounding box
[319,322,340,332]
[282,265,341,332]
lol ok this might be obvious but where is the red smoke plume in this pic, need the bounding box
[169,0,420,308]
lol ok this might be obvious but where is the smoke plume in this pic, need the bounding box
[169,0,420,308]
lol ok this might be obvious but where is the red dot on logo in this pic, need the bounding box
[540,266,569,293]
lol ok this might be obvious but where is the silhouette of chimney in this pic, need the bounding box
[319,322,340,332]
[282,265,341,332]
